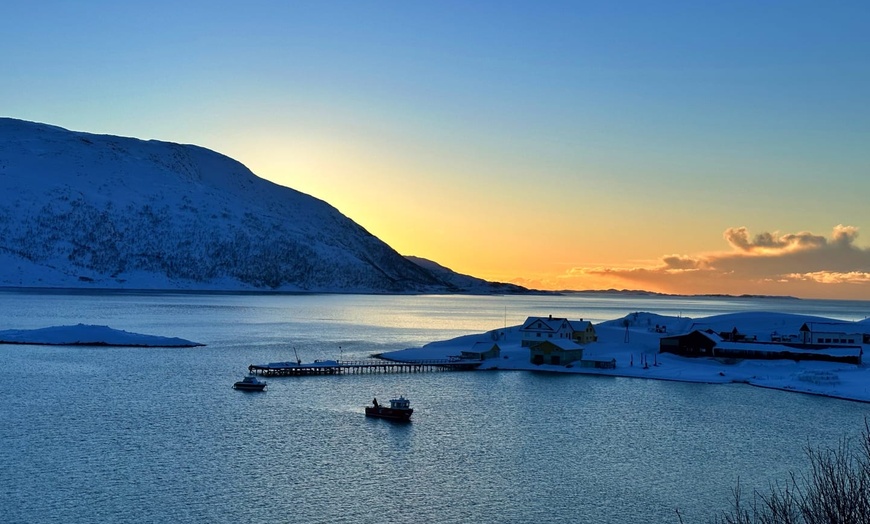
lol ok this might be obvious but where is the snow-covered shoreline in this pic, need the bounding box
[0,324,203,347]
[382,311,870,404]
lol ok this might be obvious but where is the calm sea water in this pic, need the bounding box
[1,291,868,523]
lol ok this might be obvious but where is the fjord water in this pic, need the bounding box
[1,292,868,524]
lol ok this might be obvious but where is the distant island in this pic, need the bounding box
[0,324,203,347]
[560,289,800,300]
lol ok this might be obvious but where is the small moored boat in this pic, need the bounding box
[365,396,413,421]
[233,375,267,391]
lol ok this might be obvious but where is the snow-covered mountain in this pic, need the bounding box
[0,118,526,293]
[404,256,525,294]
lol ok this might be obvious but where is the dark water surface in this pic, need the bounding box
[1,292,868,523]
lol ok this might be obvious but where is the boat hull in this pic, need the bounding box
[365,406,413,421]
[233,383,266,391]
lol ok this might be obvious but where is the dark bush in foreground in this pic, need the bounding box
[680,420,870,524]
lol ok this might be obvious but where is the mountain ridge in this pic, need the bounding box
[0,118,526,294]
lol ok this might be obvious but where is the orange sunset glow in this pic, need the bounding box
[4,2,868,299]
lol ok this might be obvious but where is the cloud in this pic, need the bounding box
[724,227,827,253]
[786,271,870,285]
[832,224,860,246]
[661,255,704,271]
[562,225,870,298]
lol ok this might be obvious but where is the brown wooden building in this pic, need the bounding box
[660,329,862,365]
[659,330,719,357]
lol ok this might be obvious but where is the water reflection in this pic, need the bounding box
[1,291,868,523]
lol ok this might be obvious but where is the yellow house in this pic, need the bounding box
[529,339,584,366]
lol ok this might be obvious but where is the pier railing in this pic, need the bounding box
[248,358,481,377]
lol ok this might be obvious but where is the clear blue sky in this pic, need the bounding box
[3,1,869,298]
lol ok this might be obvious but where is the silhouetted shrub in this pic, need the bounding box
[681,420,870,524]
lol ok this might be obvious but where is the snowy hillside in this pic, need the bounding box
[0,118,523,293]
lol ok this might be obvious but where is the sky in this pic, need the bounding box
[2,1,869,299]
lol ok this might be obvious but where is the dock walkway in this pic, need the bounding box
[248,359,481,377]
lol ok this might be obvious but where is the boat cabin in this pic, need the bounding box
[390,396,410,410]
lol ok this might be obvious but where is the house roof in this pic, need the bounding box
[531,339,584,351]
[469,341,499,351]
[520,316,562,332]
[566,319,593,331]
[802,322,868,335]
[520,316,592,333]
[715,341,862,358]
[662,330,723,343]
[664,330,862,357]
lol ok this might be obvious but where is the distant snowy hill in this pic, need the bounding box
[0,118,526,293]
[405,256,526,294]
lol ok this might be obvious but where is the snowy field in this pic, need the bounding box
[383,311,870,404]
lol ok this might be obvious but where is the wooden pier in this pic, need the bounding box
[248,359,481,377]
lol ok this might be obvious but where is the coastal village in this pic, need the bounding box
[383,311,870,403]
[441,313,867,368]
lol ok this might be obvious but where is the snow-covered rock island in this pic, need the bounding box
[0,324,203,347]
[382,311,870,403]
